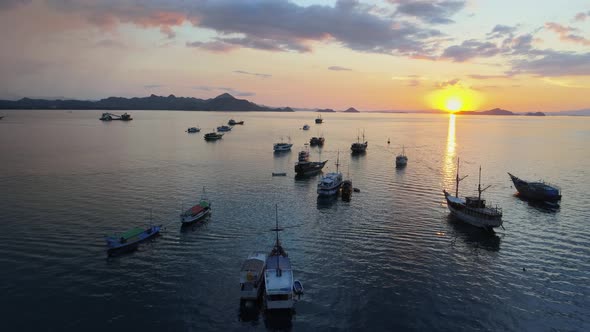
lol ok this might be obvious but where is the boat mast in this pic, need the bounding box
[455,158,468,197]
[477,166,492,200]
[336,150,340,173]
[275,204,281,276]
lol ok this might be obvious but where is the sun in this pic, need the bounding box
[445,97,463,112]
[426,85,483,113]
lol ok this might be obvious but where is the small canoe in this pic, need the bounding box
[272,172,287,176]
[293,280,304,295]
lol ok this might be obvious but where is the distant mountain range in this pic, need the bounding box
[457,108,546,116]
[0,93,293,112]
[553,109,590,116]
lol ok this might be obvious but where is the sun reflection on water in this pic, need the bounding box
[443,114,457,185]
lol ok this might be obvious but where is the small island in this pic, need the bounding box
[343,107,360,113]
[525,112,545,116]
[317,108,336,113]
[457,108,514,116]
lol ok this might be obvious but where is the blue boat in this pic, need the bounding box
[217,125,232,132]
[293,280,304,295]
[105,225,162,256]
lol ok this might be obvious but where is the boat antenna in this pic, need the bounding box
[456,157,468,197]
[363,130,365,143]
[478,166,492,200]
[336,150,340,173]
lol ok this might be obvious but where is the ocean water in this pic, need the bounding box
[0,110,589,331]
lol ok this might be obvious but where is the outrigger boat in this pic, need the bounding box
[180,188,211,225]
[105,224,161,256]
[443,159,503,231]
[508,172,561,202]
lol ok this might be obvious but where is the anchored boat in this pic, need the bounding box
[274,137,293,152]
[204,132,224,141]
[105,224,161,256]
[228,119,244,126]
[294,145,327,177]
[395,146,408,168]
[508,172,561,202]
[443,160,503,231]
[264,205,297,311]
[351,131,367,154]
[315,114,323,124]
[187,127,201,133]
[240,252,267,300]
[180,188,211,225]
[317,152,343,196]
[217,125,232,132]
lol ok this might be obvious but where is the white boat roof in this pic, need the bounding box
[265,268,293,294]
[241,256,266,272]
[446,195,465,204]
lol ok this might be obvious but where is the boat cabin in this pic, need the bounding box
[465,196,486,208]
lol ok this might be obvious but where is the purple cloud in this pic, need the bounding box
[233,70,272,78]
[328,66,352,71]
[0,0,31,10]
[392,0,466,24]
[511,51,590,76]
[441,39,502,62]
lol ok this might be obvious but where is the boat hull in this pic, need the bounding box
[317,185,341,196]
[444,192,502,230]
[508,173,561,202]
[240,285,264,301]
[294,161,327,176]
[181,208,211,224]
[106,225,161,256]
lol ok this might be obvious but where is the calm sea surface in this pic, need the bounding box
[0,110,589,331]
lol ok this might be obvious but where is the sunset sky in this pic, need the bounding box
[1,0,589,112]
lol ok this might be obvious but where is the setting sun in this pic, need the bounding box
[445,97,463,112]
[427,85,483,113]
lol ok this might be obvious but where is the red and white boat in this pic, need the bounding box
[180,188,211,224]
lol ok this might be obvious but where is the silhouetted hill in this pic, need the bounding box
[458,108,514,115]
[0,94,294,112]
[317,108,336,112]
[343,107,359,113]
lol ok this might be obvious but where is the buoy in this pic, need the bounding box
[353,188,360,193]
[387,138,390,144]
[522,267,526,272]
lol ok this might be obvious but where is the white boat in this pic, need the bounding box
[443,160,503,231]
[302,124,310,130]
[264,206,296,310]
[317,152,343,196]
[240,252,267,300]
[395,146,408,167]
[273,137,293,152]
[180,188,211,224]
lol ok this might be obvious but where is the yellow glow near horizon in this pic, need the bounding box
[427,85,483,113]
